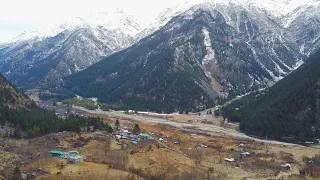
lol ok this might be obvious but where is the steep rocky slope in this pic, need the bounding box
[0,74,30,108]
[284,1,320,55]
[64,4,304,112]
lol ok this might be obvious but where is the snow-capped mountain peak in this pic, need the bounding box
[71,10,142,37]
[10,9,143,43]
[136,0,319,41]
[0,0,319,100]
[0,9,144,87]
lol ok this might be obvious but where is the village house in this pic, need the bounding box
[139,133,150,140]
[67,151,83,164]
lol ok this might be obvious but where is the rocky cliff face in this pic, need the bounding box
[284,2,320,55]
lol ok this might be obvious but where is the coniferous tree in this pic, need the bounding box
[220,50,320,142]
[107,126,113,133]
[132,124,140,134]
[12,165,21,179]
[115,119,120,130]
[0,107,108,138]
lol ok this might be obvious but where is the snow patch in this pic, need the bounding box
[247,73,255,87]
[10,9,142,43]
[272,60,286,76]
[271,48,294,71]
[202,28,215,65]
[293,59,304,69]
[75,95,83,100]
[246,41,281,81]
[74,64,80,72]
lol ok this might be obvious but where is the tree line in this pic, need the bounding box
[219,50,320,143]
[0,106,112,138]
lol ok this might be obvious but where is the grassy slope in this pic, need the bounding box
[62,97,98,110]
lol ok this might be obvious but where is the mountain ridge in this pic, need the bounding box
[63,4,306,112]
[0,10,143,87]
[6,9,142,44]
[0,1,319,112]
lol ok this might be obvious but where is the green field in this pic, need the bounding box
[62,97,98,110]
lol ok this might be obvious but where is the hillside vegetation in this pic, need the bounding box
[0,106,110,138]
[0,75,111,138]
[62,97,98,110]
[0,74,30,108]
[220,50,320,142]
[64,37,214,113]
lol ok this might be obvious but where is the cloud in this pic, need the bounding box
[0,0,180,25]
[0,29,21,43]
[0,0,209,42]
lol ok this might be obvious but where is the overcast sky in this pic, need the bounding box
[0,0,306,43]
[0,0,211,43]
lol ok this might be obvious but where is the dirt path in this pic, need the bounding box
[73,106,312,147]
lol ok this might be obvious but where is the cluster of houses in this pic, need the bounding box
[114,127,150,145]
[225,144,251,163]
[224,144,292,170]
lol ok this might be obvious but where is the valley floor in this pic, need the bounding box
[73,106,309,147]
[1,105,319,180]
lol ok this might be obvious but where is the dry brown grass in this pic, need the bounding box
[78,140,106,162]
[298,154,320,178]
[38,162,135,180]
[23,158,67,175]
[166,114,197,123]
[0,150,20,178]
[0,151,20,168]
[2,112,320,180]
[105,150,129,170]
[124,119,289,179]
[130,146,195,178]
[110,140,122,150]
[299,164,320,177]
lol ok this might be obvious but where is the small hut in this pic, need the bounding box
[50,150,65,158]
[67,151,83,164]
[139,133,150,140]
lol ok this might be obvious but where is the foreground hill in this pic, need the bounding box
[1,112,320,179]
[0,74,109,138]
[221,50,320,142]
[0,74,31,109]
